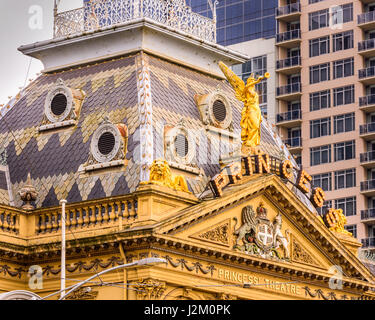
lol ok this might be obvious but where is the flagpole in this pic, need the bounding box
[60,199,67,299]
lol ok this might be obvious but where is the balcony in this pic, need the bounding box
[358,39,375,57]
[283,137,302,152]
[54,0,216,42]
[359,66,375,85]
[359,95,375,112]
[276,3,301,22]
[360,151,375,168]
[360,179,375,196]
[276,109,302,127]
[276,30,301,48]
[276,56,301,74]
[360,122,375,140]
[276,83,302,101]
[361,209,375,224]
[358,11,375,31]
[361,237,375,249]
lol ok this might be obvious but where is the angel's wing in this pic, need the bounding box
[219,61,245,101]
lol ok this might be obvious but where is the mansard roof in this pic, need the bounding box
[0,52,294,209]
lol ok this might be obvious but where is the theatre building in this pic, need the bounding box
[0,0,374,300]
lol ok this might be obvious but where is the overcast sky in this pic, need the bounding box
[0,0,82,105]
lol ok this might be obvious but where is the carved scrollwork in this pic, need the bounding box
[134,278,166,300]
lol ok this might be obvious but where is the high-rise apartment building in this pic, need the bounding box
[188,0,278,121]
[275,0,375,253]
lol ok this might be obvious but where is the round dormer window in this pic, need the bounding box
[91,122,121,163]
[166,126,195,165]
[209,93,232,130]
[44,79,73,123]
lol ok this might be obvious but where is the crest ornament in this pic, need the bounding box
[233,203,290,260]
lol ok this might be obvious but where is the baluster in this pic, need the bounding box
[3,211,10,230]
[102,203,109,224]
[89,206,96,226]
[122,200,129,220]
[39,214,46,233]
[97,205,103,224]
[115,201,121,219]
[131,199,137,220]
[70,209,77,229]
[10,213,17,233]
[45,213,52,233]
[109,202,116,222]
[52,212,58,231]
[0,211,4,230]
[77,208,84,228]
[83,207,90,227]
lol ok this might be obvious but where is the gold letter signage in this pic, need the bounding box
[209,154,325,209]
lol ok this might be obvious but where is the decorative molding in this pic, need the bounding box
[42,256,124,276]
[134,278,166,300]
[163,255,216,276]
[291,236,320,267]
[216,293,237,300]
[190,219,231,247]
[136,53,154,182]
[65,287,98,300]
[303,287,374,301]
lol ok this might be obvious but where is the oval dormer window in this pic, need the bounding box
[175,134,189,158]
[91,122,121,163]
[213,99,227,123]
[51,94,68,117]
[209,93,232,130]
[44,79,73,123]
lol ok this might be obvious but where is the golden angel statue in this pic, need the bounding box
[219,61,270,151]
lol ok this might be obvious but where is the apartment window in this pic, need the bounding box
[332,30,353,52]
[309,9,329,31]
[310,117,331,138]
[312,173,332,191]
[334,168,356,189]
[331,3,353,25]
[345,224,357,238]
[333,85,354,106]
[333,113,355,134]
[333,58,354,79]
[309,36,330,57]
[310,63,330,84]
[310,145,331,166]
[316,200,332,216]
[335,196,356,216]
[310,90,331,111]
[334,140,355,161]
[232,55,267,105]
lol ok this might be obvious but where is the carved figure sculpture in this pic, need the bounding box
[234,205,257,247]
[272,213,290,259]
[141,159,190,193]
[219,61,269,149]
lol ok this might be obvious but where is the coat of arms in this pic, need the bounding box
[233,203,290,260]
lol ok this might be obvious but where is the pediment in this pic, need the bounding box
[155,175,375,283]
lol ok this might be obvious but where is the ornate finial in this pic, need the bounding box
[19,174,38,211]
